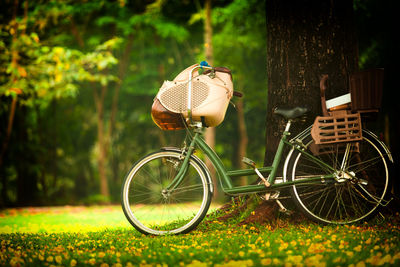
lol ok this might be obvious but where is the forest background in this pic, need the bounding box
[0,0,396,207]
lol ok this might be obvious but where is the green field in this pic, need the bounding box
[1,205,400,266]
[0,206,130,234]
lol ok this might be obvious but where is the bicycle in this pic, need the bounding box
[121,63,393,235]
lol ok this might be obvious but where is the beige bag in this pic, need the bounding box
[153,64,233,128]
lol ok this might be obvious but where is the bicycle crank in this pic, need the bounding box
[242,157,270,187]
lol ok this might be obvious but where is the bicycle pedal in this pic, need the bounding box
[242,157,256,167]
[279,208,294,216]
[276,199,292,215]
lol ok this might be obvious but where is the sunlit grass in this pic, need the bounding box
[1,205,399,266]
[0,205,130,233]
[0,204,223,233]
[128,202,213,228]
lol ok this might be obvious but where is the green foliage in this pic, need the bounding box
[208,0,268,165]
[0,5,120,107]
[354,0,389,69]
[0,0,389,207]
[0,0,122,206]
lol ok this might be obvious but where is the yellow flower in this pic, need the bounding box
[261,258,272,265]
[272,259,281,265]
[47,256,54,262]
[389,253,400,265]
[9,257,24,267]
[215,260,253,267]
[305,254,325,267]
[287,255,303,263]
[55,255,62,264]
[70,259,77,267]
[279,242,289,251]
[377,254,392,265]
[186,260,208,267]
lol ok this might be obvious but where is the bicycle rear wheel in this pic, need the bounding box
[121,149,212,235]
[286,129,391,224]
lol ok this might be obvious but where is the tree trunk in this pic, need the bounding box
[1,0,26,206]
[211,0,359,226]
[94,85,110,200]
[16,105,39,206]
[204,0,219,197]
[109,34,134,186]
[264,0,358,165]
[236,98,248,186]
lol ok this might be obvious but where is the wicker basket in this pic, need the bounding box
[151,98,187,130]
[311,112,362,145]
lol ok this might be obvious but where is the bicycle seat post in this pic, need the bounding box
[285,119,293,133]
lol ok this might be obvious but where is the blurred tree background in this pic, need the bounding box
[0,0,395,207]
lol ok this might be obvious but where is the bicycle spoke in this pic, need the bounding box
[121,150,211,235]
[289,130,389,224]
[171,184,206,194]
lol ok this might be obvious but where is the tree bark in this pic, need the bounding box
[264,0,358,165]
[94,85,110,199]
[236,98,248,185]
[204,0,219,197]
[109,34,134,184]
[1,0,26,206]
[16,105,39,206]
[210,0,359,226]
[70,19,132,200]
[69,19,112,199]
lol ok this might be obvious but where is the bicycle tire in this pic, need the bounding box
[121,149,212,235]
[285,129,391,224]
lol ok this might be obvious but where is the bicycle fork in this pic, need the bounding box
[165,132,200,192]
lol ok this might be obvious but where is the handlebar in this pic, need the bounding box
[233,91,243,98]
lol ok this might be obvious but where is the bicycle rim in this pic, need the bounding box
[288,131,390,224]
[121,151,211,235]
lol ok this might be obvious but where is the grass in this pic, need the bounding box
[0,206,130,233]
[1,205,400,266]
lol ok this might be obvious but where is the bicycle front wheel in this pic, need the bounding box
[286,129,391,224]
[121,149,212,235]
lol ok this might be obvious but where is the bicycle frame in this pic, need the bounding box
[166,121,337,196]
